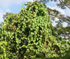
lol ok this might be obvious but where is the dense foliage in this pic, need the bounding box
[38,0,70,40]
[0,1,70,59]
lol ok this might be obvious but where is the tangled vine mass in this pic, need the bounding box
[0,1,70,59]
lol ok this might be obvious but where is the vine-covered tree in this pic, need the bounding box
[3,0,70,40]
[0,1,70,59]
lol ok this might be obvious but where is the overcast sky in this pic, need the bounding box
[0,0,70,27]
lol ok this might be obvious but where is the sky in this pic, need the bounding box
[0,0,69,27]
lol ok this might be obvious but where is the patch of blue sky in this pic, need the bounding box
[8,3,24,13]
[65,7,70,16]
[46,1,56,7]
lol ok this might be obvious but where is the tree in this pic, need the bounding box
[0,1,70,59]
[3,12,13,19]
[2,0,70,40]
